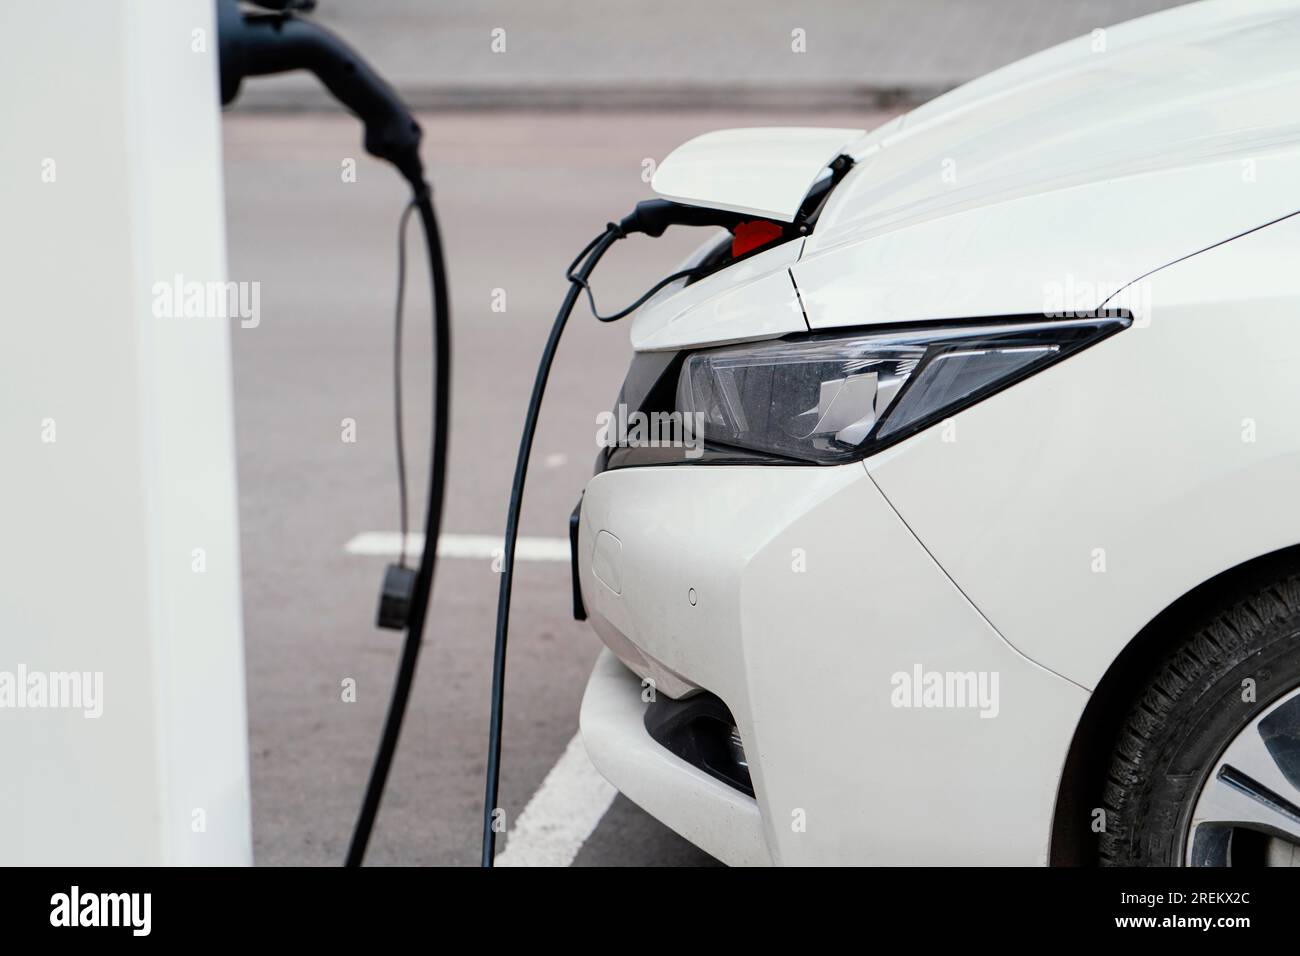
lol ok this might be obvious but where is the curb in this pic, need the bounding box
[228,82,953,113]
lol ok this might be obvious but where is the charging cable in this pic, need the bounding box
[217,0,450,866]
[481,224,623,866]
[347,191,450,866]
[481,200,773,866]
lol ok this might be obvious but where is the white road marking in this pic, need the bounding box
[348,532,608,863]
[344,532,570,562]
[495,733,616,867]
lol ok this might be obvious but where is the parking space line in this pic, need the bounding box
[347,530,603,863]
[344,532,570,562]
[494,733,616,867]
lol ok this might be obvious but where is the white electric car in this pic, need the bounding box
[573,0,1300,866]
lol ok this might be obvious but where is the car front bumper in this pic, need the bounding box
[576,461,1089,865]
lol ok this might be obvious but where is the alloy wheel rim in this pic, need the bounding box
[1184,685,1300,865]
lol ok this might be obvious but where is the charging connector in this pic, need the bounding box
[376,564,417,631]
[615,199,750,237]
[217,0,425,192]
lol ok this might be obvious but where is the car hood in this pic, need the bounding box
[798,0,1300,328]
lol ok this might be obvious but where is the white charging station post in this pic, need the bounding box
[0,1,253,864]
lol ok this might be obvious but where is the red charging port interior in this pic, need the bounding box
[730,219,785,259]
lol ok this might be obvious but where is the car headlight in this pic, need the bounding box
[675,315,1129,463]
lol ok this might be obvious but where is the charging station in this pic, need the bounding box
[0,0,251,864]
[2,0,448,866]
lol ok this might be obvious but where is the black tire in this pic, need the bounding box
[1098,573,1300,865]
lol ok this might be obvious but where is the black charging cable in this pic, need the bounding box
[392,200,417,569]
[481,224,623,865]
[216,0,450,866]
[569,249,698,324]
[482,200,763,866]
[346,190,450,866]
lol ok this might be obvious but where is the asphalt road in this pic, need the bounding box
[224,109,891,866]
[234,0,1186,109]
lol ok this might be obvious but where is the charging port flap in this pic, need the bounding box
[650,127,865,223]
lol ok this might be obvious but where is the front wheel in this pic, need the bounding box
[1098,575,1300,866]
